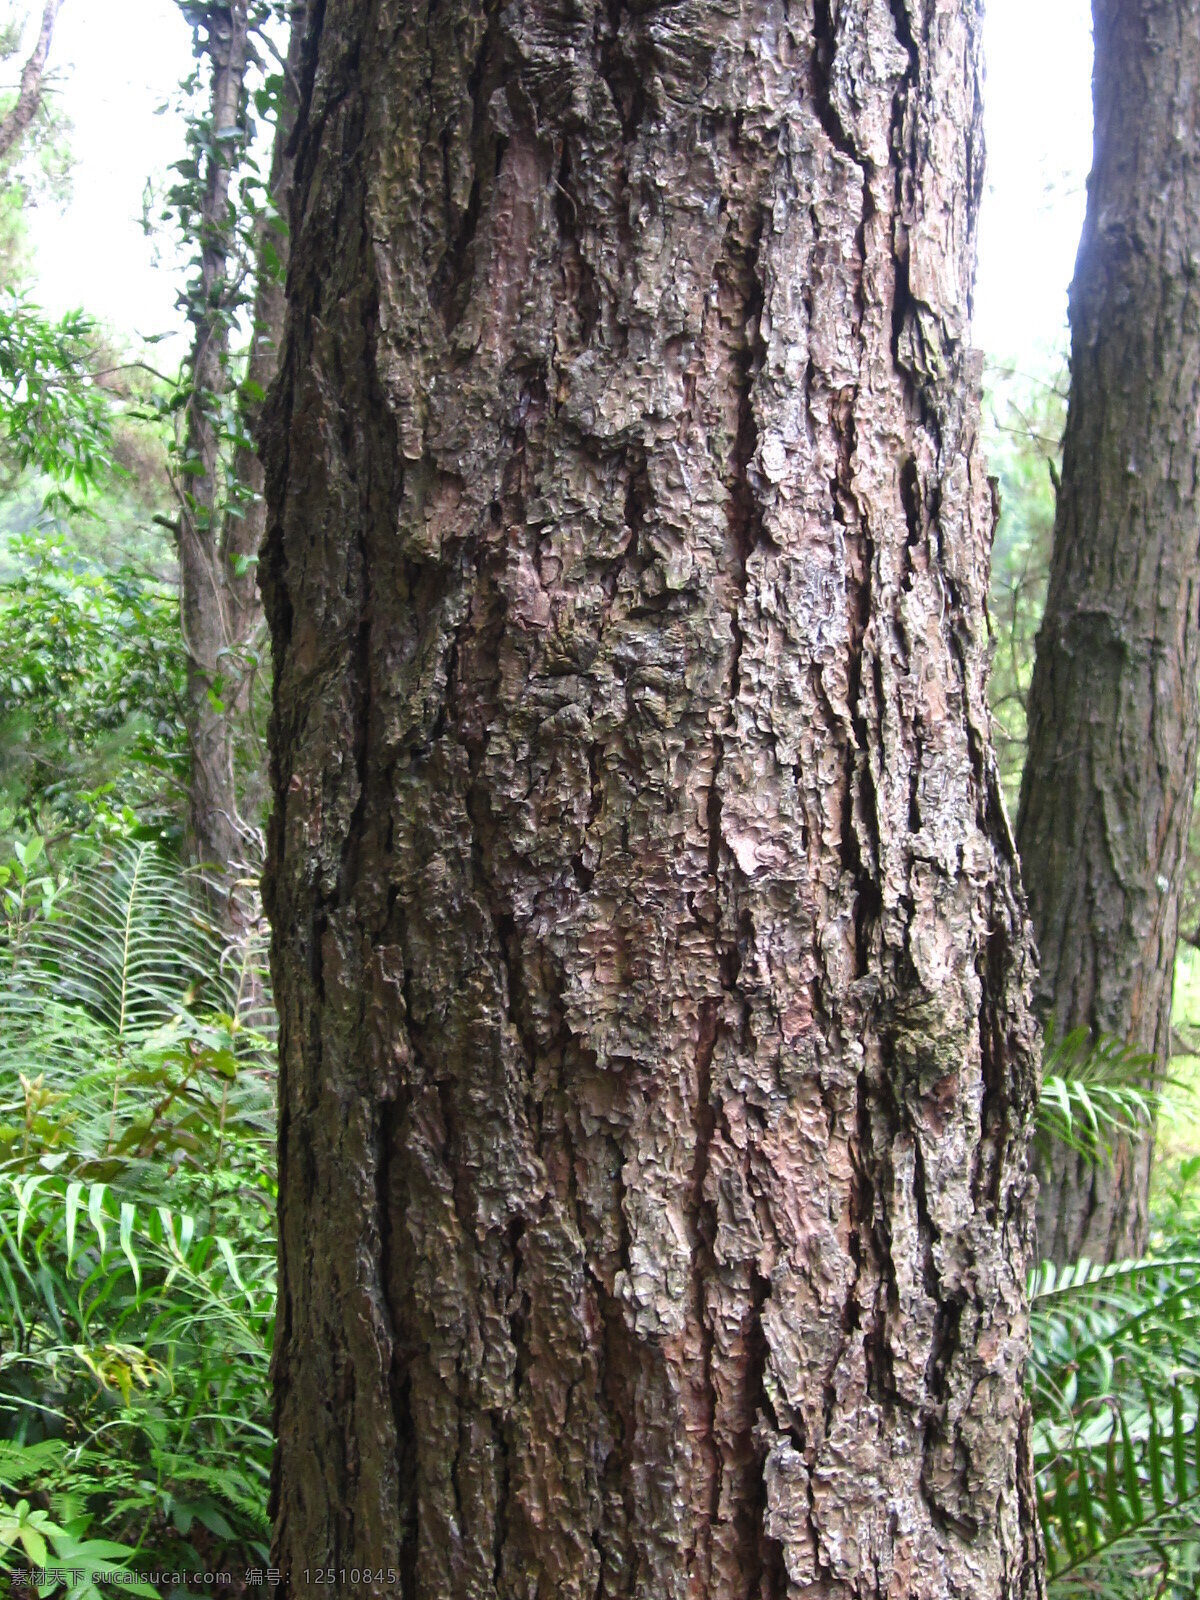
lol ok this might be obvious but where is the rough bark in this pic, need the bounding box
[179,1,302,908]
[0,0,65,164]
[1015,0,1200,1268]
[263,2,1043,1597]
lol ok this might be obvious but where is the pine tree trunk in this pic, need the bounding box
[262,2,1044,1595]
[1015,0,1200,1268]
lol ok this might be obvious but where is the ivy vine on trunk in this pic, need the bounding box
[172,0,303,915]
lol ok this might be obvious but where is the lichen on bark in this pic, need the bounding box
[262,1,1044,1595]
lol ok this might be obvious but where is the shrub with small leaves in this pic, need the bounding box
[0,534,186,845]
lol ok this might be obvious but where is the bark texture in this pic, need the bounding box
[1015,0,1200,1267]
[263,1,1043,1596]
[0,0,64,164]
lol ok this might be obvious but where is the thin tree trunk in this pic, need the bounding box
[0,0,65,163]
[220,1,307,826]
[178,0,252,884]
[1015,0,1200,1268]
[179,1,302,910]
[262,2,1044,1596]
[223,0,306,635]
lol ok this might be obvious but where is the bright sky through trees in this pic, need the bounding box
[976,0,1093,363]
[21,0,192,350]
[17,0,1092,363]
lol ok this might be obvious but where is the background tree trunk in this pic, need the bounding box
[219,1,308,836]
[263,2,1044,1596]
[222,2,306,637]
[178,0,253,884]
[0,0,65,163]
[1015,0,1200,1268]
[178,0,302,913]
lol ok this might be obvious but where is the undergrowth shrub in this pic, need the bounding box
[0,534,186,851]
[0,841,274,1598]
[1032,1036,1200,1598]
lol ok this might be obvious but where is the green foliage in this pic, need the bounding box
[0,840,273,1207]
[984,362,1066,811]
[1031,1252,1200,1598]
[0,1177,273,1594]
[1030,1028,1200,1597]
[0,844,274,1593]
[0,533,186,846]
[0,298,112,511]
[1037,1028,1160,1169]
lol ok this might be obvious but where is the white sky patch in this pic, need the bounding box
[20,0,194,355]
[18,0,1094,370]
[976,0,1094,367]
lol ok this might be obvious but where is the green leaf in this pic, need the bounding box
[1119,1406,1144,1526]
[1171,1384,1189,1499]
[18,1521,47,1566]
[87,1183,108,1254]
[1146,1385,1167,1515]
[1104,1429,1126,1534]
[15,1176,45,1248]
[216,1234,246,1298]
[119,1201,140,1292]
[64,1180,83,1266]
[1051,1455,1080,1564]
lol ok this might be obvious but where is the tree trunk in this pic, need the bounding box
[179,0,302,911]
[178,0,253,884]
[223,2,306,634]
[0,0,65,164]
[221,1,308,831]
[262,2,1044,1596]
[1015,0,1200,1268]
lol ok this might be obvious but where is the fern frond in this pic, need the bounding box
[1032,1247,1200,1597]
[2,842,235,1034]
[0,844,273,1191]
[1040,1381,1200,1596]
[1035,1028,1166,1167]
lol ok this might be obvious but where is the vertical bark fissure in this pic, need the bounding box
[686,997,721,1589]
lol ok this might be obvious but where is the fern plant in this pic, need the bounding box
[0,840,273,1219]
[0,842,275,1592]
[1030,1029,1200,1598]
[1036,1027,1161,1168]
[1031,1253,1200,1597]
